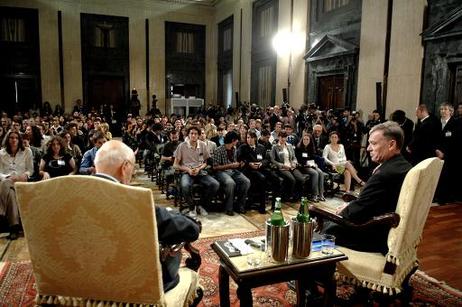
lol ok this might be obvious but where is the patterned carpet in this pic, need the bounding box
[1,231,461,306]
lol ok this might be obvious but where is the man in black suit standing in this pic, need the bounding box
[390,110,414,161]
[323,121,412,254]
[407,104,441,165]
[434,103,462,203]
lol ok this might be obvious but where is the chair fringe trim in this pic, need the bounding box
[335,261,417,298]
[35,294,165,307]
[385,236,421,266]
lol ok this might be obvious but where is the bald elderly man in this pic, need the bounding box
[94,140,200,291]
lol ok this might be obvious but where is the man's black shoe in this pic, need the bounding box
[236,207,246,214]
[225,210,234,216]
[8,231,18,240]
[8,225,21,240]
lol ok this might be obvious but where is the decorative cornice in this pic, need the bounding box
[304,34,358,63]
[422,6,462,41]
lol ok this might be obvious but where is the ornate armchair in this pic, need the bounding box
[15,175,202,306]
[309,158,443,301]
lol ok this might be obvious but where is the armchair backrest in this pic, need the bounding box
[387,158,443,263]
[15,175,165,305]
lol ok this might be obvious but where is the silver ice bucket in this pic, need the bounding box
[265,219,290,262]
[291,218,313,258]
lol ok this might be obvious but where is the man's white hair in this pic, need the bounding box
[95,140,134,169]
[313,124,323,130]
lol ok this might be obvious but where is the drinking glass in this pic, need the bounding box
[246,253,262,267]
[321,234,336,255]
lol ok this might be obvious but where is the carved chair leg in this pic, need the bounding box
[400,265,418,305]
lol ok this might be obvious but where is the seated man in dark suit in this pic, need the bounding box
[94,140,200,291]
[237,129,277,213]
[323,121,412,254]
[312,124,328,156]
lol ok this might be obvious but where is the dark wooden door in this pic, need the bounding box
[88,76,124,112]
[0,77,39,115]
[317,74,345,110]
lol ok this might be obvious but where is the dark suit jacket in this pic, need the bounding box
[324,154,412,254]
[236,143,270,170]
[313,135,328,156]
[408,115,441,165]
[94,173,200,291]
[437,117,460,162]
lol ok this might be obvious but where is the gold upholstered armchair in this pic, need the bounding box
[309,158,444,302]
[15,175,203,306]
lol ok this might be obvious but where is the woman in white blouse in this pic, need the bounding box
[0,131,34,239]
[323,131,364,192]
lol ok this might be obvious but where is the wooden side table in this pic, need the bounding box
[212,239,347,306]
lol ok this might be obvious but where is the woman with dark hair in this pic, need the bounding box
[296,133,326,201]
[27,125,44,149]
[41,101,53,116]
[39,136,75,180]
[270,131,308,201]
[237,124,248,147]
[0,130,34,239]
[0,131,33,180]
[323,131,364,192]
[54,104,64,116]
[61,131,82,166]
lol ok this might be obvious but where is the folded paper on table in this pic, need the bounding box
[215,239,253,257]
[228,239,254,255]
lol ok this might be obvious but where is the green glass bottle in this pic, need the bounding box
[296,197,310,223]
[270,197,285,226]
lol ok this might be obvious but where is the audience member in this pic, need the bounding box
[79,132,107,174]
[312,124,328,156]
[39,136,75,179]
[270,131,307,202]
[199,128,217,156]
[237,130,271,213]
[61,131,82,167]
[296,133,326,202]
[323,131,365,192]
[174,126,219,217]
[0,131,33,239]
[212,131,250,216]
[257,129,272,152]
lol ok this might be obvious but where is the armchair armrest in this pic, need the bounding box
[160,217,202,272]
[184,242,201,271]
[183,217,202,272]
[308,205,400,231]
[341,192,359,203]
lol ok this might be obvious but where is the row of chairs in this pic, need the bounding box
[139,143,346,213]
